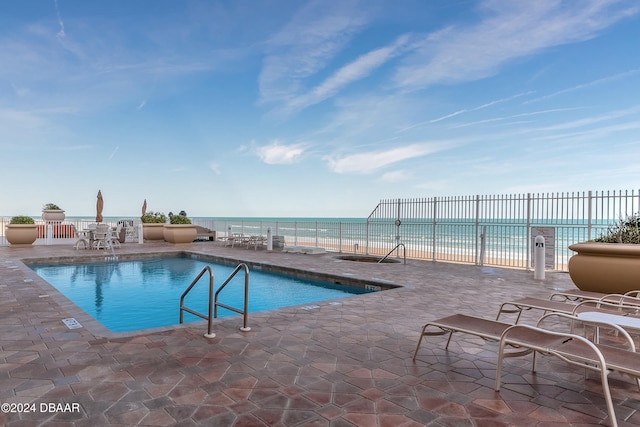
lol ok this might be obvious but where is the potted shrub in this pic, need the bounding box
[163,213,197,244]
[141,211,167,241]
[568,213,640,294]
[42,203,65,222]
[6,215,38,246]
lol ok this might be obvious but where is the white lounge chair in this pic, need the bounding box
[496,296,640,324]
[496,313,640,427]
[413,311,640,427]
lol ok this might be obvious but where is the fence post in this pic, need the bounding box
[526,193,532,271]
[479,225,487,266]
[365,220,369,255]
[395,198,401,249]
[46,223,53,245]
[432,197,437,261]
[475,195,480,265]
[587,190,593,241]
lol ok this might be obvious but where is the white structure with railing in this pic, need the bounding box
[1,189,638,272]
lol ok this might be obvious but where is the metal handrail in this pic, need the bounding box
[179,266,215,337]
[214,263,251,332]
[378,243,406,264]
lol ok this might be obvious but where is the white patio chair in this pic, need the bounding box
[108,226,122,249]
[72,225,90,250]
[91,224,111,250]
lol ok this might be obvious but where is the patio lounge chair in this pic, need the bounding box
[247,235,266,250]
[412,314,528,360]
[549,289,609,302]
[413,309,640,360]
[496,313,640,427]
[496,297,579,323]
[413,312,640,427]
[496,296,640,324]
[193,225,216,241]
[549,289,640,303]
[225,233,248,248]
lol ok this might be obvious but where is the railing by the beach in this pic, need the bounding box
[195,189,640,272]
[0,218,138,247]
[2,189,639,272]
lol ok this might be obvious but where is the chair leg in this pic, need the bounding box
[413,325,428,360]
[599,369,618,427]
[495,338,507,392]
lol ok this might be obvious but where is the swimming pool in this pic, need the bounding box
[29,256,374,332]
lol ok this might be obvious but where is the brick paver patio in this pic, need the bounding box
[2,242,640,426]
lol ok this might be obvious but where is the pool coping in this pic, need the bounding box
[20,250,403,339]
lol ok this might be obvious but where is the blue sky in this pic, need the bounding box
[2,0,640,218]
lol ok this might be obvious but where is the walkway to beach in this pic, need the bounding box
[2,242,639,426]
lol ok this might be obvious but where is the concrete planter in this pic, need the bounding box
[5,224,38,246]
[568,242,640,294]
[42,209,65,222]
[163,224,197,244]
[142,223,165,241]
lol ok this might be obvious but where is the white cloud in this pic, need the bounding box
[535,106,640,132]
[107,146,119,161]
[325,142,455,174]
[54,0,66,38]
[276,34,411,116]
[393,1,639,91]
[415,179,451,193]
[256,141,307,164]
[258,0,369,107]
[209,162,221,174]
[526,68,640,104]
[381,170,410,183]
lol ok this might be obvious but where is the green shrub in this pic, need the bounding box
[42,203,61,210]
[594,213,640,244]
[169,214,191,224]
[141,211,167,223]
[10,215,35,224]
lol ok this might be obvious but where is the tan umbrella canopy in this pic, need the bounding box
[96,190,104,223]
[142,199,147,216]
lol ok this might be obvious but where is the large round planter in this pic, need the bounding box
[163,224,197,244]
[142,223,165,241]
[42,209,65,222]
[568,242,640,294]
[5,224,38,246]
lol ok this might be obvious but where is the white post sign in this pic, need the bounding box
[531,227,555,270]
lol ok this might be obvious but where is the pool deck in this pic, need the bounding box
[2,241,640,426]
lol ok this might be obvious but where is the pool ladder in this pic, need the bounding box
[179,263,251,338]
[379,243,406,264]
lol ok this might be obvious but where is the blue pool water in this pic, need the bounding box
[30,257,372,332]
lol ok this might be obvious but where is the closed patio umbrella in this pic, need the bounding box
[142,199,147,216]
[96,190,104,223]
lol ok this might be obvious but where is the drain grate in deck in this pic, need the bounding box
[62,318,82,329]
